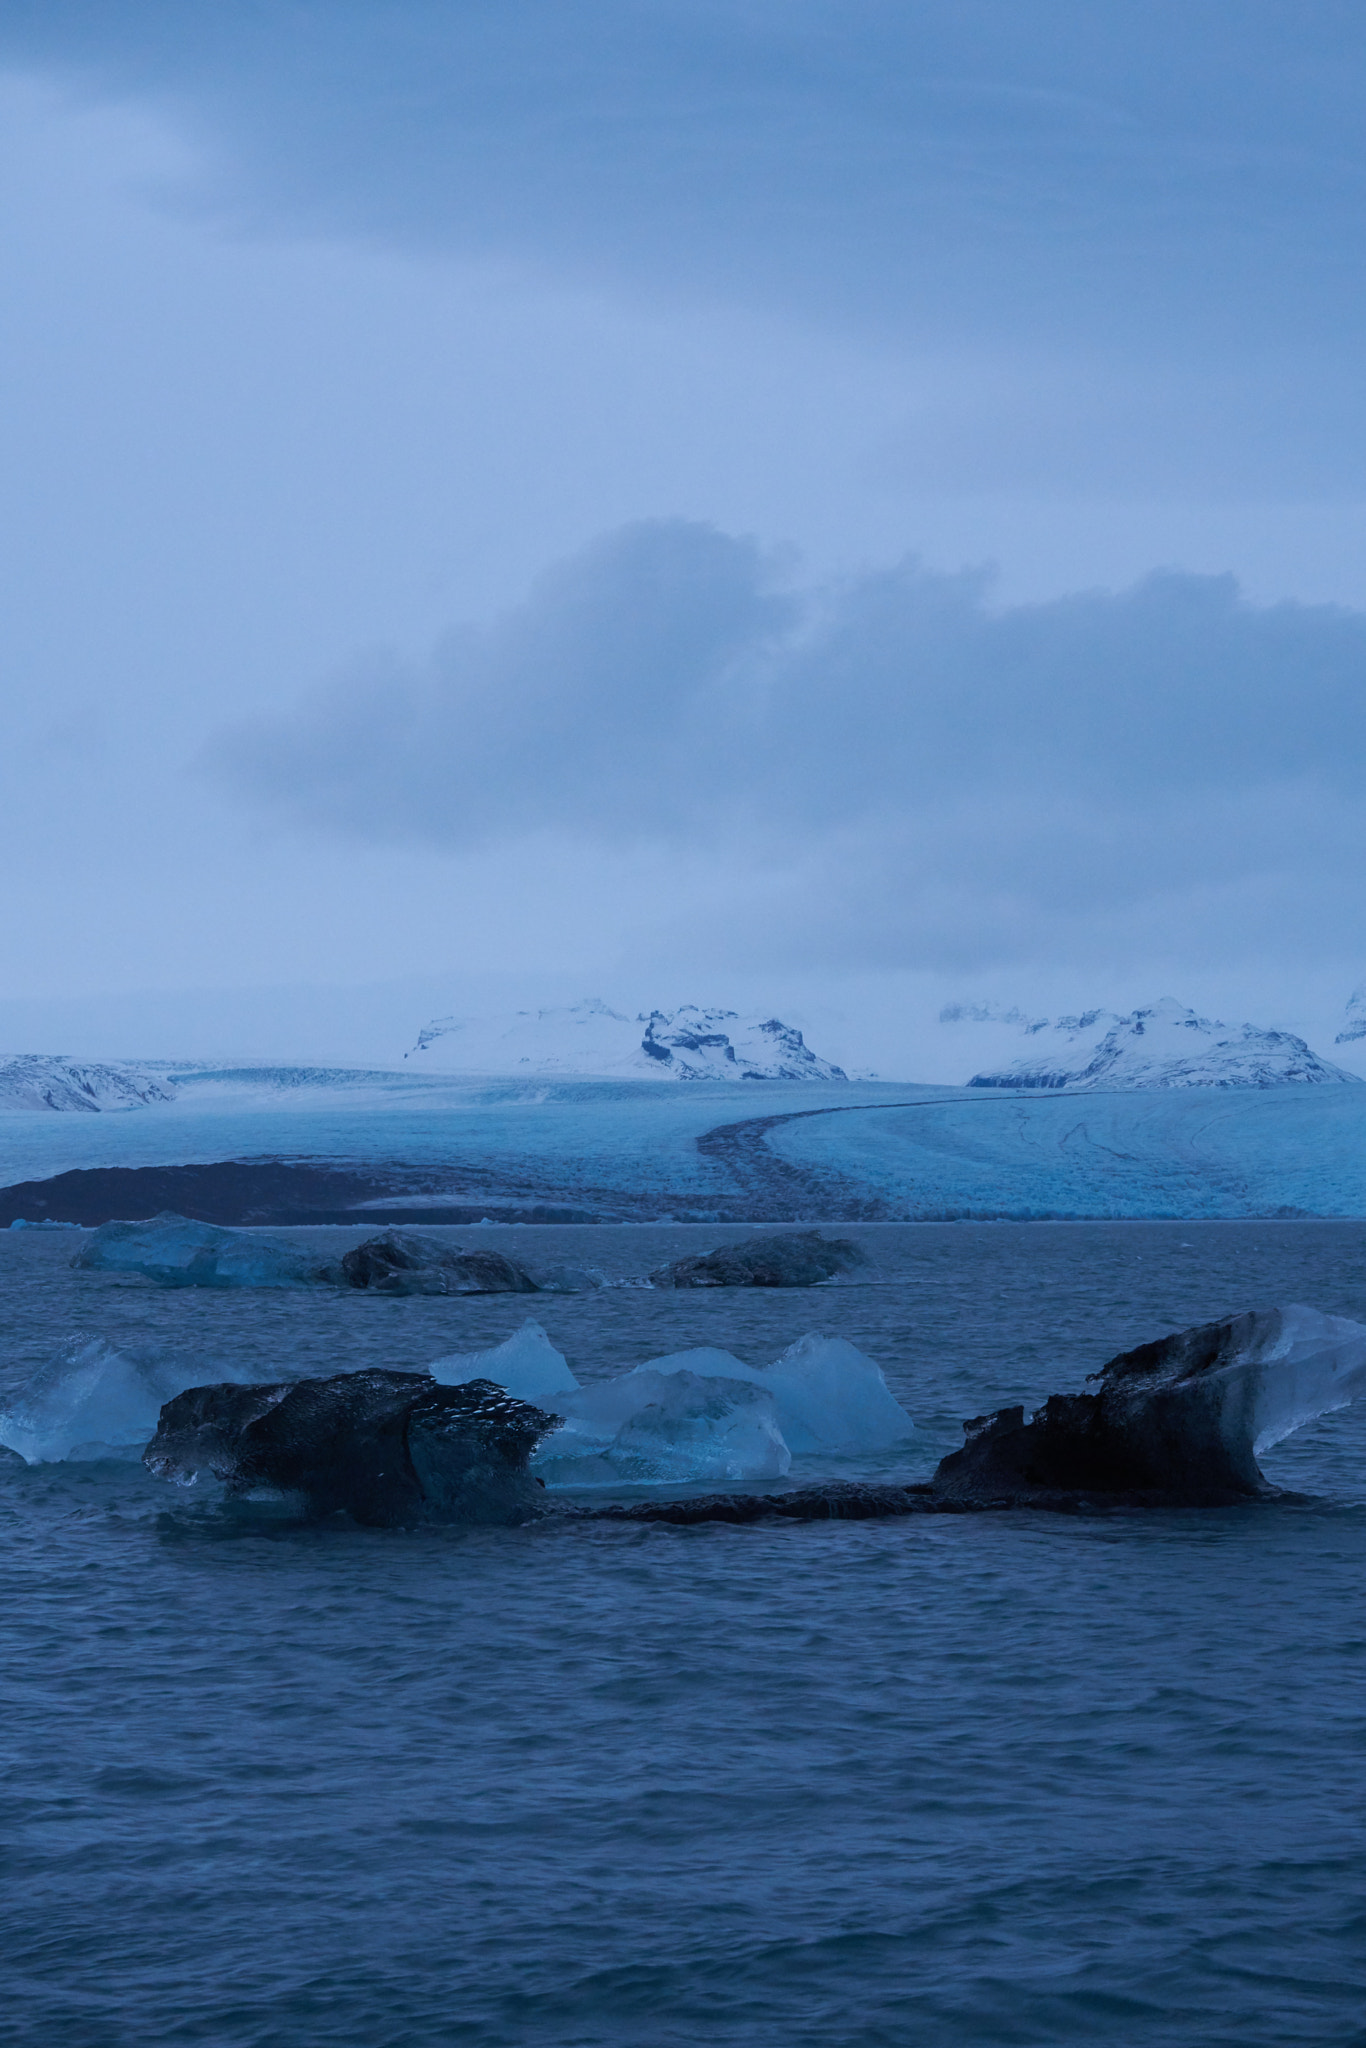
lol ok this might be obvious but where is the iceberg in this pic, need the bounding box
[626,1335,914,1454]
[934,1303,1366,1503]
[0,1336,245,1463]
[531,1369,791,1488]
[339,1233,539,1295]
[524,1261,605,1293]
[648,1229,866,1288]
[431,1329,911,1485]
[145,1369,558,1526]
[428,1320,579,1403]
[73,1213,334,1288]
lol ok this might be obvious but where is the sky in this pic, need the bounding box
[3,2,1366,1078]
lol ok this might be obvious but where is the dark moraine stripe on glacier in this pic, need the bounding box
[694,1096,1008,1219]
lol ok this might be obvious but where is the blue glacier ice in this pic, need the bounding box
[0,1336,246,1463]
[428,1320,579,1403]
[625,1335,914,1453]
[6,1062,1366,1221]
[74,1214,336,1288]
[531,1369,791,1488]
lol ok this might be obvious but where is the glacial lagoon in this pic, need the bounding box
[6,1217,1366,2044]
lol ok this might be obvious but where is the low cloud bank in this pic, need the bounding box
[206,519,1366,973]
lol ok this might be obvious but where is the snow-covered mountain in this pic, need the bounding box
[0,1056,177,1113]
[405,1000,848,1082]
[1336,986,1366,1044]
[949,998,1356,1091]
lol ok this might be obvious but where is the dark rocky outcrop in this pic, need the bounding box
[146,1369,559,1525]
[340,1233,540,1295]
[648,1229,866,1289]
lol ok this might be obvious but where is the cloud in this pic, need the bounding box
[7,3,1366,362]
[206,517,1366,974]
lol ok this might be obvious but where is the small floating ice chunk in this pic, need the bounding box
[532,1370,790,1488]
[428,1320,579,1403]
[627,1335,914,1454]
[0,1335,243,1463]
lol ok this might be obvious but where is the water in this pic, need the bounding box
[7,1219,1366,2046]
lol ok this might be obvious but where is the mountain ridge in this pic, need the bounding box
[954,998,1355,1091]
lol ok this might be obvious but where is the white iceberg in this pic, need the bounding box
[428,1320,579,1403]
[626,1335,914,1454]
[0,1336,244,1464]
[531,1369,790,1488]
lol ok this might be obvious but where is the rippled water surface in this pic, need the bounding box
[7,1219,1366,2046]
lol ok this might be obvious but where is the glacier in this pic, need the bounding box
[11,1061,1366,1224]
[0,1054,176,1113]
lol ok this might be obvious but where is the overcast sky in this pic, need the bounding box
[3,3,1366,1074]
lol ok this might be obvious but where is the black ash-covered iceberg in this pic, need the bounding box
[649,1230,866,1289]
[340,1233,540,1295]
[932,1304,1366,1505]
[146,1369,559,1525]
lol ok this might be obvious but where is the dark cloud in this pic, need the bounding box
[6,2,1366,359]
[206,517,1366,972]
